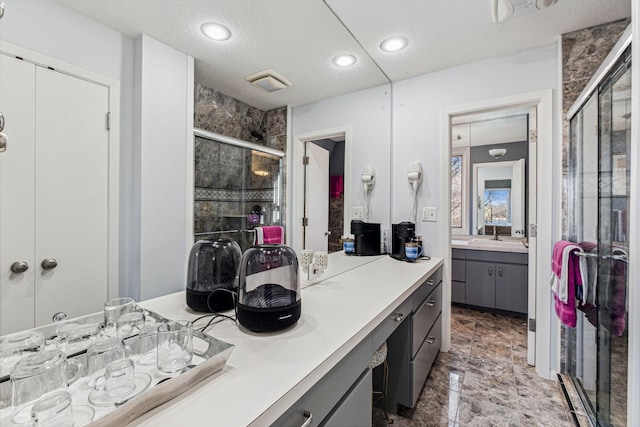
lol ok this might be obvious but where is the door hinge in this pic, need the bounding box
[529,223,537,238]
[528,318,536,332]
[302,217,308,227]
[302,156,309,165]
[106,112,111,131]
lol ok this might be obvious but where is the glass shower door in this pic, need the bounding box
[567,46,630,427]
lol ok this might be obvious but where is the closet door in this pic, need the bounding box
[0,55,36,334]
[34,66,110,326]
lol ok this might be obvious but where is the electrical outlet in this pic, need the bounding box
[353,207,364,219]
[422,207,437,222]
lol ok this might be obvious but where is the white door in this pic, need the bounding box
[34,67,110,327]
[304,142,329,251]
[0,55,37,334]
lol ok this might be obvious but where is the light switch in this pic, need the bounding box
[353,207,364,220]
[422,207,437,222]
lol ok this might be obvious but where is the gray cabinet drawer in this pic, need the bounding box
[272,338,371,427]
[412,267,442,311]
[411,284,441,356]
[320,369,372,427]
[410,315,441,406]
[371,297,412,351]
[452,248,466,259]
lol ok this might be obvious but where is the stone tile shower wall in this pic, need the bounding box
[194,82,287,250]
[561,18,630,237]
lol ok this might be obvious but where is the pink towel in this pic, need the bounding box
[551,240,586,328]
[330,176,343,199]
[254,226,284,245]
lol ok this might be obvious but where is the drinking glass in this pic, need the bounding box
[85,337,127,377]
[104,358,136,398]
[30,390,74,427]
[10,349,82,409]
[116,311,146,338]
[156,321,193,374]
[0,330,45,377]
[54,323,101,356]
[103,297,138,337]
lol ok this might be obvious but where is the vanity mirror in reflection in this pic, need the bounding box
[472,158,525,237]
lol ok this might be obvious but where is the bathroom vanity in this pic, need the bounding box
[130,253,443,426]
[451,238,528,315]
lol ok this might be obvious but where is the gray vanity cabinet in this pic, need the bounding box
[453,250,528,314]
[387,267,443,410]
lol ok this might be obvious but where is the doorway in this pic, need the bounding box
[442,89,554,379]
[292,127,352,253]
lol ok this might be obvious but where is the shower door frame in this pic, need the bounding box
[566,25,632,427]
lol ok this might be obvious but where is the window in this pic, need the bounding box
[451,147,469,234]
[484,188,511,225]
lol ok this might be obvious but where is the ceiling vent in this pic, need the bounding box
[490,0,558,23]
[245,70,292,93]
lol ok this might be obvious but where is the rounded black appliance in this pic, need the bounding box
[237,244,301,332]
[186,239,242,312]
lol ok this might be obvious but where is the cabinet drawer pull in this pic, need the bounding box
[392,312,405,322]
[488,266,493,276]
[426,279,436,286]
[498,267,503,277]
[301,410,313,427]
[426,336,435,344]
[426,300,435,307]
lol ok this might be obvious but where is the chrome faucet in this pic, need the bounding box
[492,226,499,240]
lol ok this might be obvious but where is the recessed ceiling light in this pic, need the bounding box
[201,22,231,41]
[380,37,408,52]
[332,54,357,68]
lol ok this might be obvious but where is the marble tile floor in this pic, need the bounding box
[373,306,574,426]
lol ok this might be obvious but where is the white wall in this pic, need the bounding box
[392,43,559,256]
[290,85,392,248]
[134,35,194,301]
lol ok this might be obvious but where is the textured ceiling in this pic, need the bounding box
[55,0,630,111]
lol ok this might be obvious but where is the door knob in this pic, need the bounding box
[0,112,5,131]
[10,261,29,273]
[41,258,58,270]
[324,231,331,236]
[0,133,6,153]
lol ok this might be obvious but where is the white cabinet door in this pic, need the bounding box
[34,67,109,327]
[0,55,37,334]
[0,55,110,334]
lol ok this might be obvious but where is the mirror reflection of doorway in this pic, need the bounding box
[303,135,345,252]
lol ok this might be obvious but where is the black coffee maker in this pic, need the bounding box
[391,222,416,261]
[350,220,381,256]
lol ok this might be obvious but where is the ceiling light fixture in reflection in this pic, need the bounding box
[332,54,357,67]
[201,22,231,41]
[380,37,408,52]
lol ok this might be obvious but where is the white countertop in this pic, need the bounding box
[131,253,443,427]
[451,236,528,253]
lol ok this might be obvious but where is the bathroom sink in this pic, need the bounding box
[467,238,527,251]
[451,239,469,246]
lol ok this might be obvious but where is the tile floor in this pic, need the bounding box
[373,306,574,426]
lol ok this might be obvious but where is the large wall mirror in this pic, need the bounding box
[0,0,392,330]
[451,109,530,238]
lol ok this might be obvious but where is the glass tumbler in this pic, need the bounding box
[156,321,193,374]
